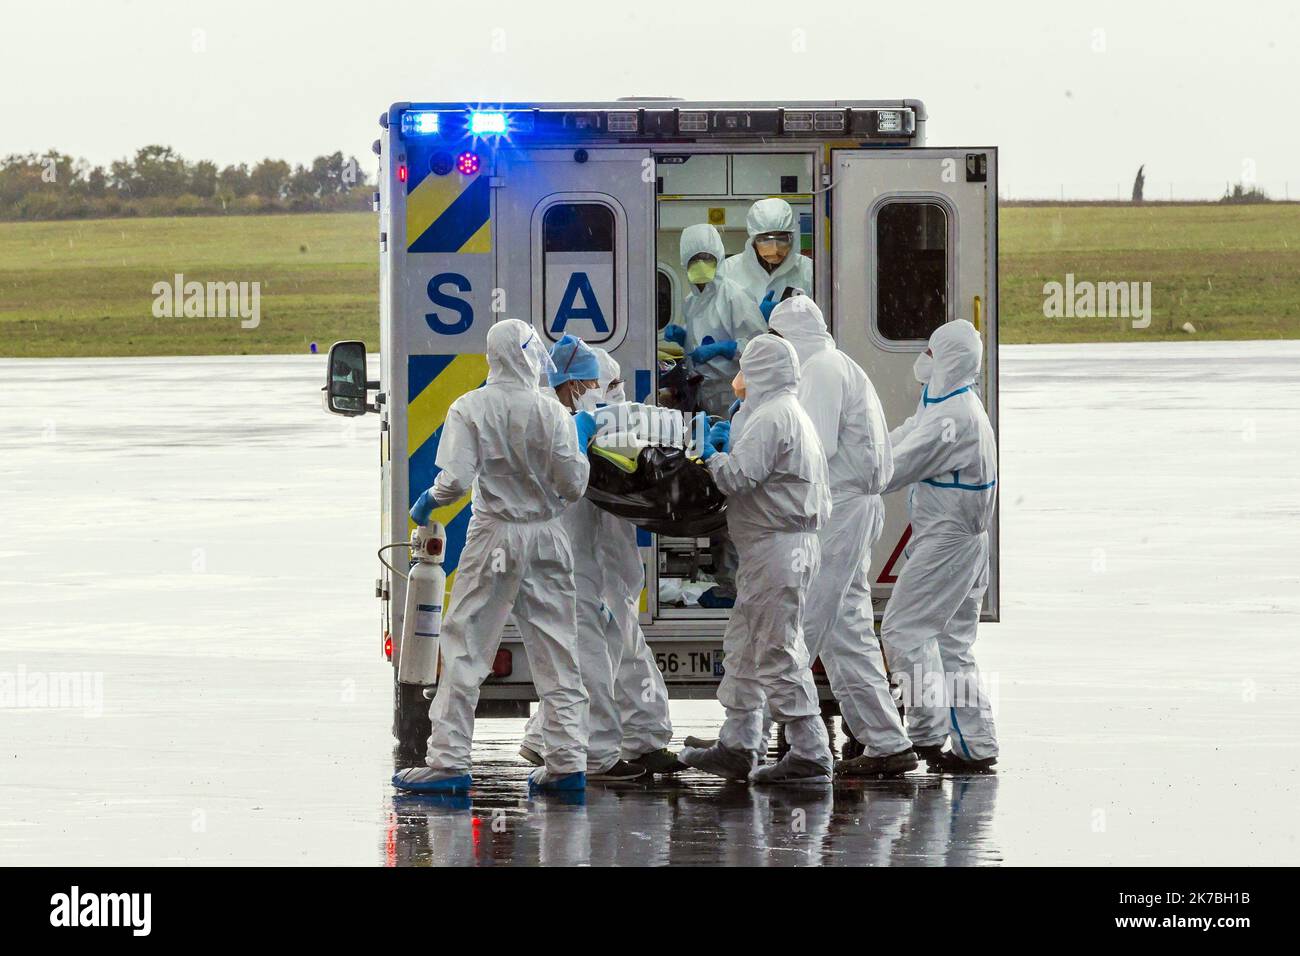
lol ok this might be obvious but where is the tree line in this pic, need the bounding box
[0,146,370,221]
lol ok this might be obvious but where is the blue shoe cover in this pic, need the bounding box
[392,767,473,794]
[528,769,587,792]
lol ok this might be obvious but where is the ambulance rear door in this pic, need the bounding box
[493,147,655,418]
[830,148,1000,620]
[492,147,658,639]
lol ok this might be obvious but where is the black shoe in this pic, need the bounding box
[841,729,865,762]
[835,748,919,778]
[627,748,687,775]
[926,750,997,775]
[588,760,649,782]
[911,744,945,767]
[682,735,717,749]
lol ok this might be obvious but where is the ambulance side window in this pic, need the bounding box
[543,203,614,253]
[874,200,949,342]
[541,202,617,343]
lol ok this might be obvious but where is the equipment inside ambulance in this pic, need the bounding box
[584,402,727,537]
[321,99,999,753]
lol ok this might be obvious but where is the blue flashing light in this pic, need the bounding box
[469,111,508,135]
[402,111,440,135]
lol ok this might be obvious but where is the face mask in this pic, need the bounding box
[913,352,933,384]
[755,237,791,265]
[732,370,746,400]
[575,382,604,413]
[686,260,717,284]
[604,381,626,404]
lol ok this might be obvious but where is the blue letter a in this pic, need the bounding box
[552,272,608,335]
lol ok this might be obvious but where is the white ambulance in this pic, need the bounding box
[323,99,1000,753]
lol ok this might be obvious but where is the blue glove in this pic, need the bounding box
[663,324,686,345]
[689,340,737,364]
[574,410,598,449]
[759,291,777,321]
[727,398,743,420]
[410,488,436,526]
[707,419,731,454]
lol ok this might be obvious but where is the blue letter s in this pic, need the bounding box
[426,273,474,335]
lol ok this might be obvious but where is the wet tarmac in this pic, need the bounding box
[2,343,1298,865]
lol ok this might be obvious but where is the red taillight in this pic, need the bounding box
[384,632,393,660]
[491,649,512,678]
[397,164,408,183]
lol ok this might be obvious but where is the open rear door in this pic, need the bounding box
[831,148,999,619]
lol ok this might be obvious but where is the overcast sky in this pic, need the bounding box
[3,0,1297,199]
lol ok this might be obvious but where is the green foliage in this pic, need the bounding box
[1220,182,1271,204]
[0,146,370,221]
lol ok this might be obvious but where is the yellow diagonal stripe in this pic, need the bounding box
[459,218,491,254]
[405,172,480,249]
[407,353,490,457]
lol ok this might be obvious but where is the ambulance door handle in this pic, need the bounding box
[972,295,983,331]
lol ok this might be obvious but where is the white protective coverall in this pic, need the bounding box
[705,334,833,766]
[522,350,673,768]
[767,296,913,758]
[881,319,999,761]
[722,198,815,309]
[423,319,591,776]
[679,223,767,417]
[591,350,674,758]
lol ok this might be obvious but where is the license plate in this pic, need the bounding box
[654,645,724,679]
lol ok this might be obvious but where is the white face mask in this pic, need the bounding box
[913,352,933,384]
[576,383,605,413]
[604,382,626,405]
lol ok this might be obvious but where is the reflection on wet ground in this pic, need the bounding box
[385,742,1001,867]
[4,345,1300,865]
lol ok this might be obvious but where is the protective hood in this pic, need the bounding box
[739,333,800,408]
[487,318,546,389]
[680,223,726,270]
[767,294,834,365]
[593,347,626,404]
[746,197,797,237]
[926,319,982,398]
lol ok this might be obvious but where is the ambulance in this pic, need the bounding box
[322,99,1000,753]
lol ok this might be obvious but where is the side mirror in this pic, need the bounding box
[323,340,375,416]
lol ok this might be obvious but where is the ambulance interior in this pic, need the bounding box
[653,152,815,615]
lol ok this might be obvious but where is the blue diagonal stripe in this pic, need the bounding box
[408,354,456,403]
[408,176,491,253]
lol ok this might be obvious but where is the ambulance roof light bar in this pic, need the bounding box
[395,105,915,140]
[400,111,440,135]
[469,111,508,135]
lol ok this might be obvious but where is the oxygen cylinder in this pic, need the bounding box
[397,522,447,685]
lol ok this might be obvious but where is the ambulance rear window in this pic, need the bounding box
[875,201,949,342]
[543,203,614,252]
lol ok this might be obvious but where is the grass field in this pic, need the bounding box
[1,205,1297,356]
